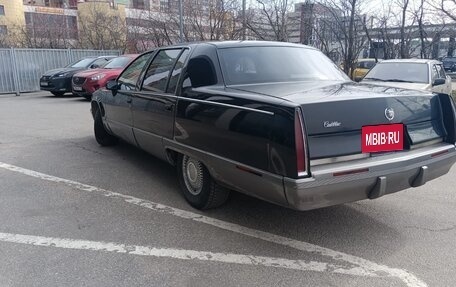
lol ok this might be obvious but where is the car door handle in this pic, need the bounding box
[165,104,174,111]
[127,98,132,104]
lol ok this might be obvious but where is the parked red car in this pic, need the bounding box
[72,54,138,100]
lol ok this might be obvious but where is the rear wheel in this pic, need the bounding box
[83,94,92,101]
[51,92,64,96]
[177,154,230,210]
[94,109,118,146]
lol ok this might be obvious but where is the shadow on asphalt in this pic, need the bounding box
[82,136,401,260]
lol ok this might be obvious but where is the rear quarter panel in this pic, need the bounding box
[174,87,298,177]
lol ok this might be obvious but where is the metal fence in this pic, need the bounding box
[0,48,121,95]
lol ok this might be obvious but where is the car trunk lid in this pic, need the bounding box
[229,82,447,159]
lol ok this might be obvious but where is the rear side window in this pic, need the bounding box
[142,49,181,93]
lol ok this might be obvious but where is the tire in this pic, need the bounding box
[83,94,92,101]
[177,154,230,210]
[51,92,64,96]
[94,109,118,146]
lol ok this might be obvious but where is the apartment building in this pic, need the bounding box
[0,0,26,37]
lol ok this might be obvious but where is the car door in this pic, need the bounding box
[102,52,153,145]
[131,48,190,161]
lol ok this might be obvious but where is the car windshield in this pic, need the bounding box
[364,62,429,84]
[102,56,132,69]
[67,58,95,68]
[218,46,349,85]
[443,58,456,63]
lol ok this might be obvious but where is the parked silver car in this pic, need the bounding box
[361,59,452,95]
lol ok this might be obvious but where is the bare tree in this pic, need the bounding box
[312,0,368,73]
[438,0,456,21]
[126,0,241,52]
[246,0,295,41]
[396,0,411,58]
[77,3,127,51]
[11,14,75,49]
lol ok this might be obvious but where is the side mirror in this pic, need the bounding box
[106,80,119,91]
[90,64,99,69]
[433,78,445,86]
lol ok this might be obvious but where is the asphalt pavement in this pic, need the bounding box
[0,92,455,287]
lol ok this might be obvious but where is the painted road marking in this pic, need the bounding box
[0,162,427,287]
[0,232,370,274]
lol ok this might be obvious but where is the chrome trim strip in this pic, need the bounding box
[163,139,282,179]
[311,153,370,166]
[310,139,446,166]
[177,96,274,116]
[133,92,177,100]
[410,138,443,149]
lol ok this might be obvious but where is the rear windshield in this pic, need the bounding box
[103,56,132,69]
[364,62,429,84]
[218,46,348,85]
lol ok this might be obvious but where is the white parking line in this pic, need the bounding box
[0,232,368,275]
[0,162,427,287]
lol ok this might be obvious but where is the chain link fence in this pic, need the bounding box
[0,48,121,95]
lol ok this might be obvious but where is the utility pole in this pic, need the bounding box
[242,0,246,40]
[179,0,184,42]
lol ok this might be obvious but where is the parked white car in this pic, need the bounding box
[361,59,452,95]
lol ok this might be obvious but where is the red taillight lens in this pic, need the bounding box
[294,109,307,176]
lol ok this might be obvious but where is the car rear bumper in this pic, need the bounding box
[284,143,456,210]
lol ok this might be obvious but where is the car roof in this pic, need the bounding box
[80,55,117,60]
[166,40,317,50]
[378,59,440,64]
[357,58,377,62]
[118,54,140,58]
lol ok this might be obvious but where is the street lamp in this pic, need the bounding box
[179,0,183,42]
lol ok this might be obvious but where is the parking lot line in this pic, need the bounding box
[0,231,364,275]
[0,162,427,287]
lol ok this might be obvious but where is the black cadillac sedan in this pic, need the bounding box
[91,41,456,211]
[39,56,116,96]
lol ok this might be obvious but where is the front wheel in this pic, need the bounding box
[94,109,118,146]
[177,154,230,210]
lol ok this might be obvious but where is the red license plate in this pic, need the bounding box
[362,124,404,153]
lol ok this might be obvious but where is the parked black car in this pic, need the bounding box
[91,41,456,211]
[442,56,456,73]
[40,56,116,96]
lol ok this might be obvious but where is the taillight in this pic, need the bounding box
[294,108,308,177]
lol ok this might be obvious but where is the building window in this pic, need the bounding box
[160,0,169,12]
[0,25,7,35]
[132,0,145,9]
[0,5,5,16]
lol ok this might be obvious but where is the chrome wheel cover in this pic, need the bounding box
[182,155,204,195]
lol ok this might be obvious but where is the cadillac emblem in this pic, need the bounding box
[385,108,395,121]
